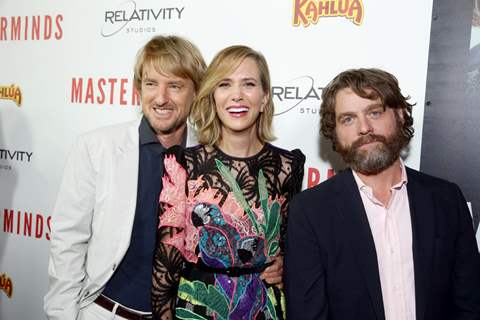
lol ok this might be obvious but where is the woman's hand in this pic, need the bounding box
[260,256,284,287]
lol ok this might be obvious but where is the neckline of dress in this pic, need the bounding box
[212,143,270,161]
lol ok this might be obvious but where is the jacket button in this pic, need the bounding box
[112,264,116,271]
[84,291,89,297]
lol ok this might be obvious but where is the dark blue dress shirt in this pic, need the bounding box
[102,117,165,311]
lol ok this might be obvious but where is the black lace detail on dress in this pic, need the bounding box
[183,144,304,209]
[152,227,184,319]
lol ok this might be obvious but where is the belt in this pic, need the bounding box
[94,295,153,320]
[194,260,274,277]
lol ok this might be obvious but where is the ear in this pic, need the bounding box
[260,92,269,113]
[395,108,405,124]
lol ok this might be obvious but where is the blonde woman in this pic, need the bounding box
[152,45,305,319]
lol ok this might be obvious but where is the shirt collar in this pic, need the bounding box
[139,116,188,148]
[139,116,160,146]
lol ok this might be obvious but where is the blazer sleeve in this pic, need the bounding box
[450,183,480,319]
[285,194,328,320]
[44,135,97,320]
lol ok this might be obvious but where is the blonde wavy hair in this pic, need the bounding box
[190,45,275,146]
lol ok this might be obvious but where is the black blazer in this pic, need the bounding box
[285,167,480,320]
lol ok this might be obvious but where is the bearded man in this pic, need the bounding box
[285,68,480,320]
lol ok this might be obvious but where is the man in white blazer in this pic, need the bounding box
[44,35,206,320]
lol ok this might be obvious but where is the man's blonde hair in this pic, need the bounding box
[133,35,206,94]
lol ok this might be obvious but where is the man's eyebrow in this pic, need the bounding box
[336,111,355,119]
[365,103,384,110]
[336,103,384,120]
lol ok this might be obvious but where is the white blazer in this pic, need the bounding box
[44,119,197,320]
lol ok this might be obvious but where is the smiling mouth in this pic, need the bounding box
[153,106,174,116]
[227,106,249,117]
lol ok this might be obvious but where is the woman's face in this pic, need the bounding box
[213,57,268,139]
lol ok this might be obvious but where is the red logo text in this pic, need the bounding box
[71,77,140,106]
[3,209,51,240]
[0,15,63,41]
[307,167,335,188]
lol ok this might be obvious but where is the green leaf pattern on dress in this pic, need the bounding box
[215,159,281,257]
[176,308,209,320]
[177,278,229,320]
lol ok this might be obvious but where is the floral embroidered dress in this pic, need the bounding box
[152,144,304,320]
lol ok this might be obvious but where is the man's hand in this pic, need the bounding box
[260,256,284,287]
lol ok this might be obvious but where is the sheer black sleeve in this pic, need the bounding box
[152,145,187,319]
[289,149,306,197]
[279,148,306,254]
[152,228,183,319]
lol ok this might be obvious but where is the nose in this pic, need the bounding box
[358,116,373,135]
[230,84,243,102]
[154,85,168,106]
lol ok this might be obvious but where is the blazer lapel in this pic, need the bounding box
[334,169,386,320]
[110,120,141,252]
[406,168,435,320]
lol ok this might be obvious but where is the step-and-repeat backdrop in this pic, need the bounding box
[1,0,476,319]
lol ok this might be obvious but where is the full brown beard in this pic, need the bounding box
[335,117,407,175]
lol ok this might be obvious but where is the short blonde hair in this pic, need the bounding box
[190,45,275,146]
[133,35,206,94]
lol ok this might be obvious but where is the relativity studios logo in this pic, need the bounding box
[0,148,32,170]
[0,274,13,298]
[0,85,22,107]
[101,0,185,37]
[272,76,323,116]
[0,149,33,162]
[293,0,364,27]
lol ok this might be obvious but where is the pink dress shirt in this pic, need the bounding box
[352,162,416,320]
